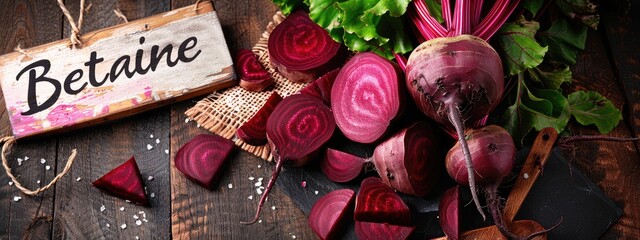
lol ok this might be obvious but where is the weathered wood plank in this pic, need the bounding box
[566,26,640,238]
[51,1,172,239]
[169,0,315,239]
[0,0,60,238]
[0,2,235,139]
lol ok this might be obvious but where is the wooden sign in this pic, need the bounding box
[0,2,235,139]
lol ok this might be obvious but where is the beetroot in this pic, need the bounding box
[372,122,443,197]
[331,52,404,144]
[174,134,235,190]
[446,125,525,239]
[236,48,274,91]
[439,186,461,240]
[320,148,368,183]
[406,0,520,219]
[299,68,340,106]
[269,10,344,83]
[93,156,148,206]
[236,92,283,145]
[308,189,356,240]
[242,94,335,224]
[355,221,415,240]
[355,177,412,226]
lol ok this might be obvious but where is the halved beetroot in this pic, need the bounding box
[355,177,412,226]
[439,186,461,240]
[299,68,340,106]
[93,156,148,206]
[320,148,367,183]
[236,48,274,91]
[355,221,415,240]
[268,10,345,83]
[175,134,235,190]
[308,189,356,240]
[236,92,283,145]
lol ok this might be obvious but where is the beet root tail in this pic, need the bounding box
[240,158,284,225]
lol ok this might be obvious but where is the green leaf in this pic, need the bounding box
[556,0,599,29]
[377,15,414,55]
[502,74,571,143]
[538,18,588,65]
[366,0,411,17]
[495,18,548,76]
[568,91,622,133]
[424,0,444,24]
[307,0,342,30]
[522,0,545,16]
[273,0,305,15]
[527,64,572,90]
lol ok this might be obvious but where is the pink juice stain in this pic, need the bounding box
[46,104,94,127]
[10,111,42,137]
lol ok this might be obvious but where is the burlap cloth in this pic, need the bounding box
[185,11,307,161]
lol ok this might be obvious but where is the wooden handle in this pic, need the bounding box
[503,127,558,223]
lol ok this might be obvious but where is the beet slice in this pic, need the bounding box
[174,134,235,190]
[331,52,404,144]
[439,186,461,240]
[236,48,274,91]
[268,10,345,83]
[242,94,335,224]
[93,156,148,206]
[236,92,283,145]
[355,221,415,240]
[299,68,340,106]
[308,189,356,240]
[372,122,443,197]
[320,148,368,183]
[355,177,412,226]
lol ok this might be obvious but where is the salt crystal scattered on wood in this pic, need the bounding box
[150,193,156,198]
[258,178,264,182]
[40,158,46,164]
[165,149,169,155]
[185,118,190,123]
[254,181,262,187]
[76,177,82,182]
[314,191,319,195]
[134,215,139,219]
[256,188,263,195]
[37,180,41,184]
[45,165,51,171]
[136,220,142,226]
[258,219,263,223]
[24,156,29,161]
[121,224,127,229]
[13,196,21,202]
[271,206,276,210]
[156,139,160,144]
[147,144,153,150]
[148,176,154,181]
[150,134,154,139]
[100,205,106,212]
[9,181,13,186]
[257,165,262,168]
[106,223,110,228]
[135,236,140,240]
[120,207,125,211]
[228,183,233,189]
[248,195,253,200]
[248,177,255,181]
[524,173,529,179]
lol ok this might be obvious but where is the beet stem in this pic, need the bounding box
[486,187,519,239]
[448,105,486,221]
[240,157,284,225]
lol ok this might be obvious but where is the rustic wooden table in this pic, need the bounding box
[1,0,638,239]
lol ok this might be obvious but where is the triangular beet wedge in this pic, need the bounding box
[355,177,412,226]
[93,156,148,206]
[175,134,235,190]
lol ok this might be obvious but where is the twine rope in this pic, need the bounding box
[1,136,77,196]
[56,0,86,48]
[113,8,129,23]
[194,0,213,12]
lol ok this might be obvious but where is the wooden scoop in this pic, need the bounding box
[433,128,559,240]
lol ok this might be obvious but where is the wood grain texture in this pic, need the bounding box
[0,0,60,239]
[565,24,640,239]
[51,1,172,239]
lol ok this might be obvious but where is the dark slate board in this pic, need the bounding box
[277,147,622,239]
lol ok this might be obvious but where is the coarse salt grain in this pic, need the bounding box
[150,134,154,139]
[258,178,264,182]
[248,195,253,200]
[271,206,276,210]
[40,158,46,164]
[314,191,319,195]
[76,177,82,182]
[185,118,190,123]
[135,236,140,240]
[126,200,131,203]
[120,207,125,211]
[248,177,255,181]
[523,173,529,179]
[258,220,263,223]
[292,235,297,239]
[106,223,110,227]
[9,181,13,186]
[165,149,169,155]
[254,181,262,187]
[121,224,127,229]
[257,165,262,168]
[256,188,263,195]
[13,196,21,202]
[156,139,160,144]
[228,183,233,189]
[37,180,41,184]
[24,156,29,161]
[150,193,156,198]
[136,220,142,226]
[147,144,153,150]
[45,166,51,171]
[100,205,106,212]
[133,215,139,219]
[148,176,154,181]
